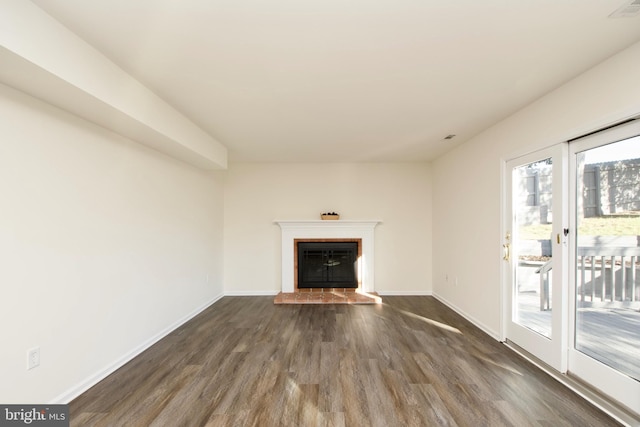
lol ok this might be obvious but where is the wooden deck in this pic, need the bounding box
[516,290,640,382]
[575,306,640,381]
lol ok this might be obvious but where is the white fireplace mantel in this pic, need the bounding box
[275,220,382,293]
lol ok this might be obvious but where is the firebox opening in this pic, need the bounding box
[297,241,359,289]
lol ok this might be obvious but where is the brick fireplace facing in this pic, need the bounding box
[274,220,381,294]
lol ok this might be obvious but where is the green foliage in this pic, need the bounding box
[519,213,640,239]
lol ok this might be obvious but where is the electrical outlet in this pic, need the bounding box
[27,347,40,370]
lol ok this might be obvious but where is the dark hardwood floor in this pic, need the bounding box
[70,296,621,426]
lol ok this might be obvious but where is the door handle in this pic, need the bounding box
[503,231,511,261]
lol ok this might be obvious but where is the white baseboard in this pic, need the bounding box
[432,292,501,341]
[52,292,224,404]
[377,290,433,296]
[224,290,279,296]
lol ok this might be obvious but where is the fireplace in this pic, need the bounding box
[296,240,360,288]
[275,220,381,293]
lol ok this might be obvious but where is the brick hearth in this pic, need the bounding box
[273,288,381,305]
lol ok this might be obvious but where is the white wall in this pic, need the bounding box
[0,83,225,403]
[432,40,640,337]
[0,0,227,170]
[223,162,432,295]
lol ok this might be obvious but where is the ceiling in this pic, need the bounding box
[30,0,640,163]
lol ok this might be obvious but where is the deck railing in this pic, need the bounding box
[539,246,640,311]
[577,246,640,305]
[539,261,553,311]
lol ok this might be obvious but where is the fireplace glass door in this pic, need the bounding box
[297,242,358,288]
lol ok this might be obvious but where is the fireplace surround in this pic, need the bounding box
[275,220,381,293]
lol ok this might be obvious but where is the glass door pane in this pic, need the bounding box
[574,137,640,381]
[513,158,554,338]
[569,119,640,415]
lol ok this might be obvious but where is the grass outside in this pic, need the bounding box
[519,213,640,240]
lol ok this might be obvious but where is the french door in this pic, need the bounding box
[503,144,568,372]
[504,119,640,416]
[568,120,640,415]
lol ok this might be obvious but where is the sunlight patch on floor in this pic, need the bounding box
[394,307,462,334]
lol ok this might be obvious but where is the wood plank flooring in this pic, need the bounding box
[70,296,622,426]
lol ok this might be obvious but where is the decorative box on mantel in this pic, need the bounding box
[274,220,382,294]
[320,212,340,220]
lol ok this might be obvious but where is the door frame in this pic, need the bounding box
[501,143,569,373]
